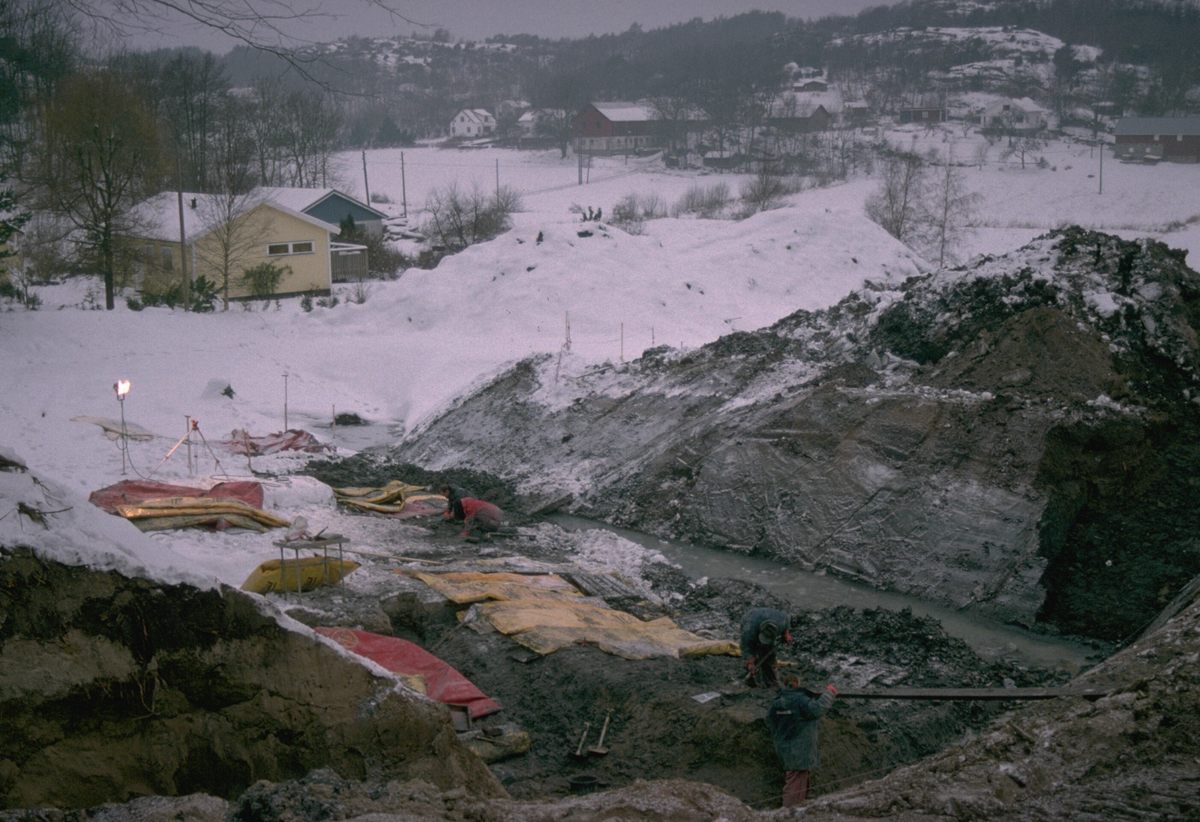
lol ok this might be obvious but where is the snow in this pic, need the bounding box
[3,140,1199,598]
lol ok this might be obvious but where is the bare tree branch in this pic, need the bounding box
[55,1,422,88]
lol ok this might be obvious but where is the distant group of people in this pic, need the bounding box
[740,606,838,808]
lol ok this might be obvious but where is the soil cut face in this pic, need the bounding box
[387,229,1200,643]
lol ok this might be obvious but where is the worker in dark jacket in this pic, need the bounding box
[439,485,503,539]
[767,677,838,807]
[739,607,793,687]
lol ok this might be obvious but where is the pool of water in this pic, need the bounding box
[550,514,1104,673]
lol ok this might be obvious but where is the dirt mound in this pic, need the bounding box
[0,548,501,810]
[387,228,1200,642]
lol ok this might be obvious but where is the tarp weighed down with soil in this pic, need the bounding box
[408,571,740,661]
[314,626,502,719]
[89,479,287,532]
[225,428,332,456]
[334,480,447,518]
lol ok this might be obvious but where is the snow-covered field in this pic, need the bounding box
[3,136,1198,594]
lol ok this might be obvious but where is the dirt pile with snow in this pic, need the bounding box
[390,228,1200,642]
[0,541,501,810]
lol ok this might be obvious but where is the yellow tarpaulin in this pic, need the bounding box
[115,496,290,532]
[408,571,739,661]
[409,571,582,604]
[241,557,361,593]
[334,481,446,516]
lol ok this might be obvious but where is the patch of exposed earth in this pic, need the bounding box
[384,228,1200,643]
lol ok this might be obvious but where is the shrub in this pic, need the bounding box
[739,169,800,216]
[609,192,668,234]
[422,183,522,252]
[240,261,289,301]
[672,183,732,218]
[141,282,185,309]
[189,275,218,312]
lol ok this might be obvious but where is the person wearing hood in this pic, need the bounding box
[767,676,838,807]
[438,484,503,539]
[739,606,793,688]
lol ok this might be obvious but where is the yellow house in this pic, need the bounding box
[127,191,340,300]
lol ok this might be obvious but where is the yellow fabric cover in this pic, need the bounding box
[409,571,739,660]
[333,480,432,513]
[115,496,290,531]
[241,557,361,593]
[410,571,581,604]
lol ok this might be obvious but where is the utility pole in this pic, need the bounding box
[175,154,190,310]
[361,149,371,204]
[401,151,408,219]
[495,158,500,200]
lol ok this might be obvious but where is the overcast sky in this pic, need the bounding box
[129,0,894,53]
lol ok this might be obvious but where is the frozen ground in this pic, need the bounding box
[2,135,1198,599]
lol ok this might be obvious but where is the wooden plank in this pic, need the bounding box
[835,686,1109,701]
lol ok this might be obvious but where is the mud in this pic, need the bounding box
[248,496,1068,809]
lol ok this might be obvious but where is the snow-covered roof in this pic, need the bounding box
[127,190,339,244]
[768,88,843,118]
[591,102,660,123]
[985,97,1048,114]
[1115,116,1200,137]
[255,187,388,220]
[455,109,495,123]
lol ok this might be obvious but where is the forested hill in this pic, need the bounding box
[212,0,1199,136]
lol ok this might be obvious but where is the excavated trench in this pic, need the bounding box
[277,517,1078,808]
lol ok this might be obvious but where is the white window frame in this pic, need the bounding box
[267,240,315,256]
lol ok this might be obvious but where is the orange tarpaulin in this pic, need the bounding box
[315,626,501,719]
[89,479,265,513]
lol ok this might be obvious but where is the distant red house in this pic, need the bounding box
[899,106,947,124]
[1114,117,1200,163]
[573,102,665,154]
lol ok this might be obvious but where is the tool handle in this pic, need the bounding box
[595,711,611,745]
[574,721,591,756]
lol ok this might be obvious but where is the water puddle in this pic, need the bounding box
[550,514,1104,672]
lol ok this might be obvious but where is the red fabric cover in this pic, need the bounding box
[225,429,330,456]
[89,479,265,513]
[314,627,501,719]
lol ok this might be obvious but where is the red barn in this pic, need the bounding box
[574,102,664,154]
[1114,117,1200,163]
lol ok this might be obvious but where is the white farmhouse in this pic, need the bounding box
[450,109,496,138]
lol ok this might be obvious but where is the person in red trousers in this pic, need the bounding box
[766,676,838,807]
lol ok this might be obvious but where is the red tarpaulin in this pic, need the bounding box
[89,479,265,513]
[314,626,501,719]
[226,429,331,456]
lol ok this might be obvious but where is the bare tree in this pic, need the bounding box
[925,155,980,269]
[39,70,164,309]
[423,182,521,252]
[55,1,416,81]
[195,98,261,309]
[864,152,927,246]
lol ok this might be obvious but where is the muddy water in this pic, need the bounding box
[550,514,1103,672]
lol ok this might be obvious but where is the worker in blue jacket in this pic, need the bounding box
[739,606,793,687]
[767,676,838,807]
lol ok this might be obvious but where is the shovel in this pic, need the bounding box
[572,721,591,759]
[588,711,612,757]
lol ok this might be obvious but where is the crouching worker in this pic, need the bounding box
[439,485,503,539]
[739,607,793,688]
[767,676,838,807]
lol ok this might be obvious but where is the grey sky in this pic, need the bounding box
[131,1,894,53]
